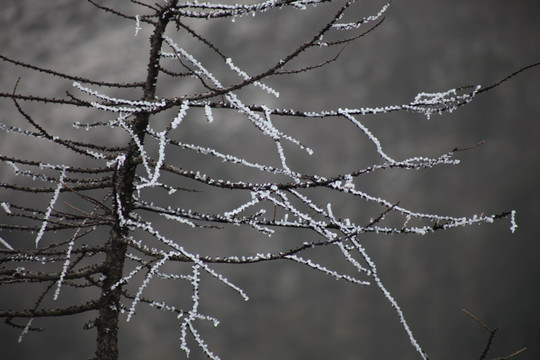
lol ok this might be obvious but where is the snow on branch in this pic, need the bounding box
[172,0,334,19]
[338,108,396,163]
[286,254,370,285]
[73,82,166,113]
[332,1,391,30]
[351,236,428,360]
[225,58,279,98]
[125,216,249,301]
[225,84,483,119]
[34,168,66,247]
[179,263,221,360]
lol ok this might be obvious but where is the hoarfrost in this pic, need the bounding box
[510,210,518,233]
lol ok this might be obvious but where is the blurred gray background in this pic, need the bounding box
[1,1,539,359]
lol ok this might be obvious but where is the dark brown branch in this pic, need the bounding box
[275,43,350,75]
[11,96,128,158]
[275,17,386,75]
[158,65,191,78]
[1,300,99,319]
[0,54,144,88]
[0,264,104,283]
[452,140,486,152]
[462,309,527,360]
[0,155,114,174]
[130,0,159,13]
[0,182,113,194]
[0,243,105,258]
[477,62,540,95]
[87,0,154,24]
[0,92,91,106]
[492,348,528,360]
[177,21,228,60]
[154,1,354,107]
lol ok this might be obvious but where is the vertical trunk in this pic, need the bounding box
[94,230,127,360]
[94,4,177,359]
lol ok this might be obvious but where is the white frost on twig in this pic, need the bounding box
[35,168,66,247]
[0,236,13,251]
[17,318,33,343]
[1,202,11,214]
[171,100,190,129]
[339,109,395,163]
[204,104,214,123]
[225,57,279,98]
[510,210,518,233]
[134,15,142,36]
[332,1,390,30]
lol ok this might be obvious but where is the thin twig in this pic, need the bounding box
[452,140,486,152]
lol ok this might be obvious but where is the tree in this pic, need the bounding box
[0,1,537,359]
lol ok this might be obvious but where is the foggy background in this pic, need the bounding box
[1,1,539,359]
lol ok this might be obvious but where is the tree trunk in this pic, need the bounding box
[93,4,177,359]
[95,230,127,360]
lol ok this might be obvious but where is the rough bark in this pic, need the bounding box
[93,4,177,359]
